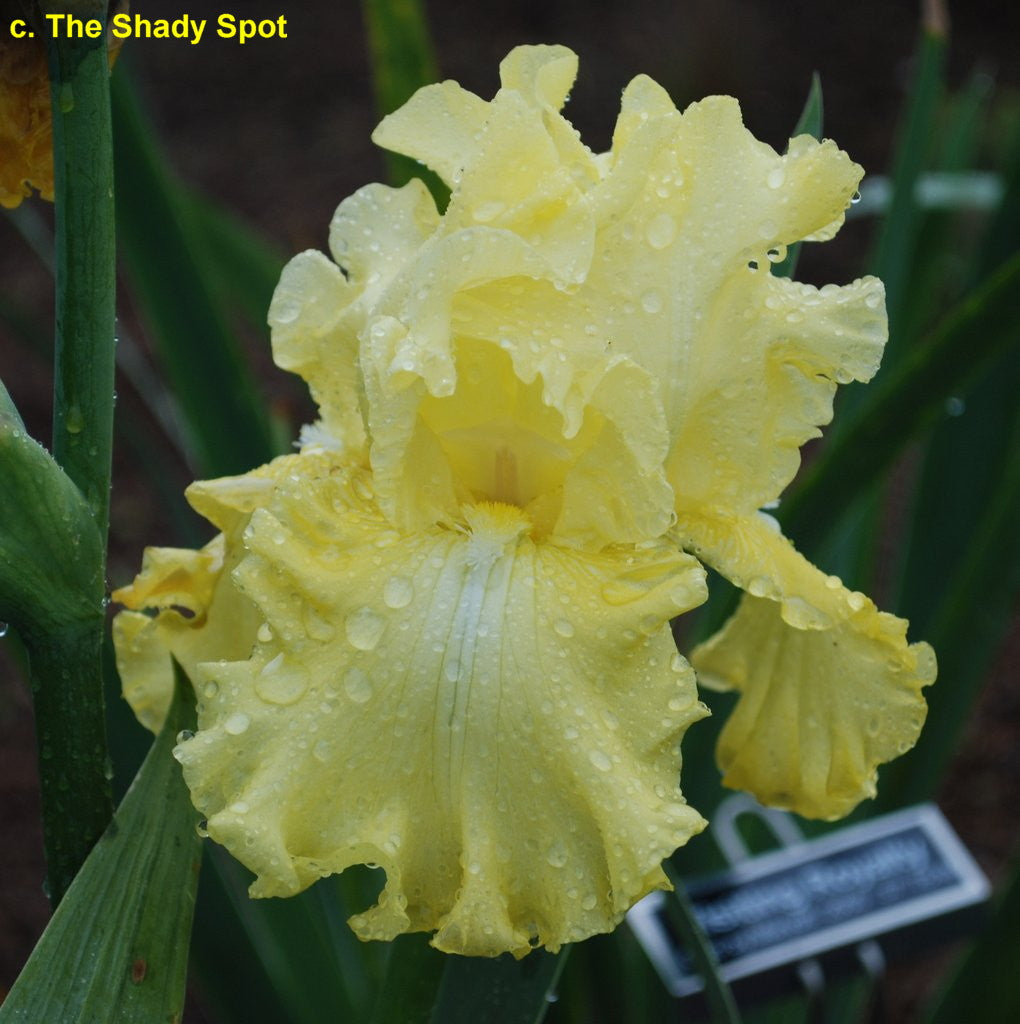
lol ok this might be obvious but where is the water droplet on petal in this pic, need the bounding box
[645,212,677,250]
[255,654,309,706]
[553,618,575,638]
[767,167,786,189]
[257,623,273,644]
[641,289,663,314]
[344,666,373,703]
[345,607,385,650]
[589,749,612,772]
[546,843,568,868]
[383,576,414,609]
[224,712,250,736]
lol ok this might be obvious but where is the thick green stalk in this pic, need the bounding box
[47,4,117,536]
[35,0,116,904]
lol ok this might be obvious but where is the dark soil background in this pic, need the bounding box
[1,0,1018,1018]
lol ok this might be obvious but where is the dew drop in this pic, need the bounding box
[345,606,385,650]
[767,167,786,189]
[229,801,250,815]
[546,843,569,868]
[223,712,251,736]
[783,596,831,629]
[747,576,772,598]
[581,894,598,910]
[383,575,414,609]
[645,212,677,250]
[203,681,219,699]
[65,405,84,435]
[343,666,373,704]
[0,622,8,638]
[553,618,575,638]
[313,738,331,762]
[176,729,195,744]
[257,623,274,644]
[641,289,663,314]
[303,605,336,642]
[757,218,778,239]
[945,396,965,417]
[589,749,612,772]
[255,655,309,706]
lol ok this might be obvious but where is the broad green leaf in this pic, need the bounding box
[0,379,103,634]
[370,933,446,1024]
[869,20,946,348]
[662,867,742,1024]
[361,0,448,204]
[772,73,822,281]
[111,66,274,478]
[781,252,1020,554]
[428,949,569,1024]
[925,856,1020,1024]
[184,190,284,332]
[874,384,1020,811]
[0,664,201,1023]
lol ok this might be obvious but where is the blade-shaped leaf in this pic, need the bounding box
[781,252,1020,554]
[0,379,103,633]
[772,73,823,281]
[428,949,569,1024]
[0,664,202,1023]
[111,66,274,478]
[360,0,448,204]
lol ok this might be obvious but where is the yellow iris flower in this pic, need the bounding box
[113,45,935,957]
[0,36,54,208]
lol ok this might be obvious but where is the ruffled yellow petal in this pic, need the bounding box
[665,274,886,514]
[112,535,262,733]
[678,508,936,819]
[175,453,708,956]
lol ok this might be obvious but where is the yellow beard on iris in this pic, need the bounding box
[113,43,935,958]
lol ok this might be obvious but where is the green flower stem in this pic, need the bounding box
[34,0,116,905]
[46,2,116,537]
